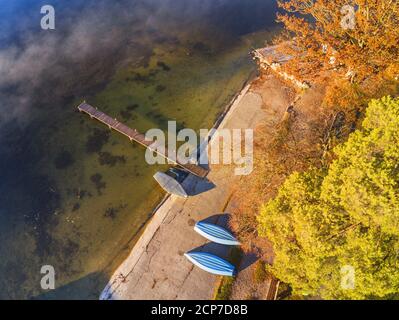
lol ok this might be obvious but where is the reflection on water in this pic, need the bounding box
[0,0,278,299]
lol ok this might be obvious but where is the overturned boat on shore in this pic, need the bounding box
[184,252,236,277]
[194,221,240,246]
[153,171,188,198]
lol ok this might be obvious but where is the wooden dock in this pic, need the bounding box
[77,102,209,178]
[252,43,310,89]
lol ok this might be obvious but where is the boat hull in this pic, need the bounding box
[184,252,236,277]
[194,221,240,246]
[154,172,188,198]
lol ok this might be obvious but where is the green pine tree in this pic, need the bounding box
[258,97,399,299]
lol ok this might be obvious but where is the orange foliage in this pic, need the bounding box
[276,0,399,86]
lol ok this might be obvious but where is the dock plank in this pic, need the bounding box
[77,102,209,178]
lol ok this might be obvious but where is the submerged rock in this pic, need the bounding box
[120,110,132,120]
[90,173,106,195]
[86,128,110,154]
[155,84,166,92]
[104,207,118,219]
[157,61,171,71]
[126,104,139,111]
[98,152,126,167]
[54,151,74,170]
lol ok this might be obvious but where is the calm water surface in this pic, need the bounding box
[0,0,278,299]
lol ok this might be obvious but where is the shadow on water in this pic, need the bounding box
[33,272,109,300]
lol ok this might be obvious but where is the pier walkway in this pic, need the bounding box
[77,102,209,178]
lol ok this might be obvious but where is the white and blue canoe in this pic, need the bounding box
[153,172,188,198]
[184,252,236,277]
[194,221,240,246]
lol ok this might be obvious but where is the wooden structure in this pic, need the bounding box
[77,102,209,178]
[253,43,310,89]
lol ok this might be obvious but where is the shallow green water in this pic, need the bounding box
[0,0,278,299]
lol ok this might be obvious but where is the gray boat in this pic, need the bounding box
[153,171,188,198]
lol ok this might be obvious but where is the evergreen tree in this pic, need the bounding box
[258,97,399,299]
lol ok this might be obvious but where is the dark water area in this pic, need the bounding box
[0,0,278,299]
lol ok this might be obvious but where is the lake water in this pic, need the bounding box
[0,0,278,299]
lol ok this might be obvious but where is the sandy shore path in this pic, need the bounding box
[100,76,278,300]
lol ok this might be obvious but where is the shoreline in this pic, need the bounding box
[100,77,255,300]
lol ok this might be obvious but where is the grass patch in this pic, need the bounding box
[213,276,235,300]
[252,260,269,284]
[213,247,243,300]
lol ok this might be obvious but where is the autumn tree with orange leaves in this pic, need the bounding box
[277,0,399,89]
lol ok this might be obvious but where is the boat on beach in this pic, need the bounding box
[194,221,240,246]
[153,171,188,198]
[168,167,189,182]
[184,252,236,277]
